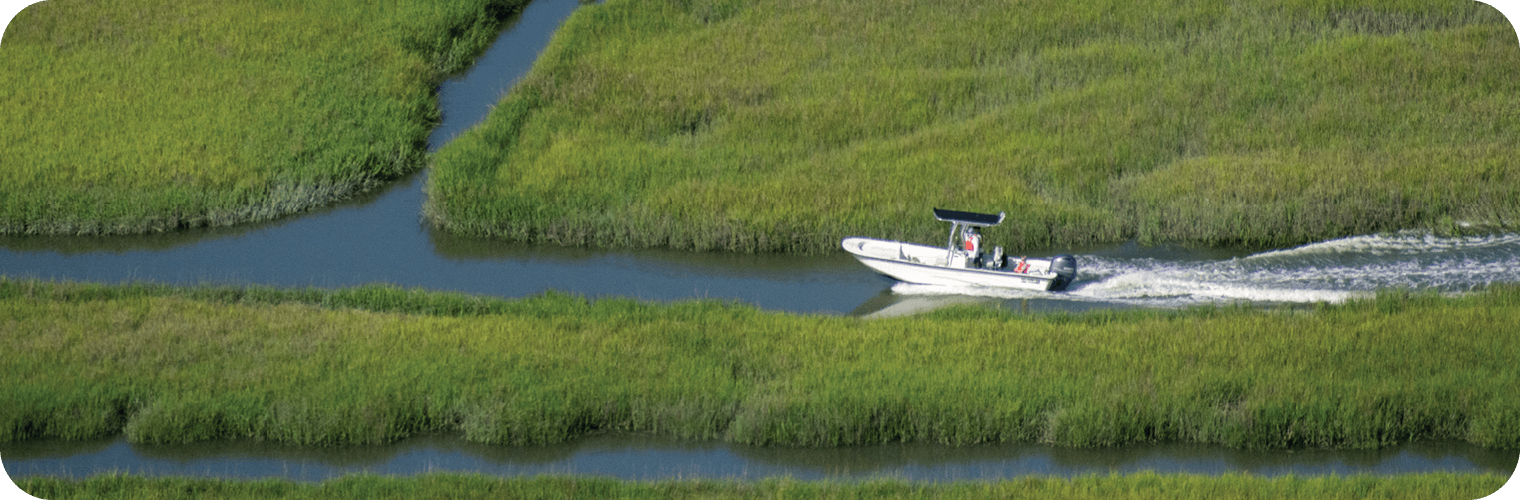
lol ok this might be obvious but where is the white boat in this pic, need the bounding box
[842,208,1078,292]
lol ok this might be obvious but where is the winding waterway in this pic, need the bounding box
[3,0,1518,484]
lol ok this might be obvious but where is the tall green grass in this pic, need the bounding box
[0,0,529,235]
[428,0,1520,253]
[15,473,1512,500]
[2,278,1517,450]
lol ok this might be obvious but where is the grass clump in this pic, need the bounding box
[2,278,1518,451]
[16,473,1513,499]
[428,0,1520,253]
[0,0,530,235]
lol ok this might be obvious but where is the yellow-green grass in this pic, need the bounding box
[0,0,528,235]
[3,278,1517,450]
[15,473,1512,500]
[428,0,1520,253]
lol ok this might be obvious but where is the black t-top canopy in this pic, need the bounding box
[933,208,1005,227]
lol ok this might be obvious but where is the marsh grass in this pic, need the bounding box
[2,278,1517,451]
[428,0,1520,253]
[15,473,1512,499]
[0,0,531,235]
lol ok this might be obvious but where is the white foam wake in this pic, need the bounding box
[1246,230,1520,260]
[890,231,1520,308]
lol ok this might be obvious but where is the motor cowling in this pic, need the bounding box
[1048,254,1078,291]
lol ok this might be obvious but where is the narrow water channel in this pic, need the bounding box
[0,0,887,315]
[2,0,1517,484]
[5,434,1514,483]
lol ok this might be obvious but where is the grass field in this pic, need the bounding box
[3,278,1516,450]
[15,473,1511,500]
[428,0,1520,253]
[0,0,529,235]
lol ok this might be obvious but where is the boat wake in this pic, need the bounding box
[889,231,1520,309]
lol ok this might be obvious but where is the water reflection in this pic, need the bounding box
[4,433,1513,483]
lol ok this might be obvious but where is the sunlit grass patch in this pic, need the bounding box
[429,0,1520,253]
[3,278,1517,450]
[0,0,531,235]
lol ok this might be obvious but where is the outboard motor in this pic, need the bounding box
[1048,255,1078,291]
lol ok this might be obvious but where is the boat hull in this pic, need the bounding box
[842,237,1067,291]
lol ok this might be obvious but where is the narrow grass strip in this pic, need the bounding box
[2,278,1517,450]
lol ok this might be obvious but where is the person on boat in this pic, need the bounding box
[963,226,982,266]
